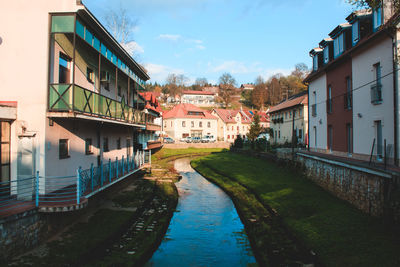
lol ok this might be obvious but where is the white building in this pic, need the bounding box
[181,90,216,106]
[163,104,218,140]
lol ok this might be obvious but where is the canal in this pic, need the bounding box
[146,158,257,266]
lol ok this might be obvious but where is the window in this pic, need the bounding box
[103,137,109,152]
[327,85,332,113]
[87,67,94,83]
[237,126,239,131]
[345,77,352,109]
[85,138,93,155]
[313,126,317,148]
[191,121,194,127]
[182,121,186,127]
[171,121,173,127]
[328,125,333,151]
[285,112,288,119]
[334,33,344,58]
[375,120,383,158]
[59,139,69,159]
[227,135,230,139]
[1,122,11,189]
[323,46,329,64]
[352,20,359,45]
[346,123,353,154]
[118,86,121,97]
[373,7,382,31]
[117,138,121,149]
[232,126,234,131]
[299,129,303,139]
[312,91,317,117]
[59,53,70,83]
[199,121,202,127]
[313,55,318,71]
[126,138,131,157]
[371,63,382,104]
[164,123,167,128]
[278,131,280,138]
[207,122,211,128]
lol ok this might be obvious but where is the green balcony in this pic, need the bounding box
[48,84,146,126]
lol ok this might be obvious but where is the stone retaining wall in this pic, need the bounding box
[0,209,45,262]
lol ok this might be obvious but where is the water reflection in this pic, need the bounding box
[146,158,257,267]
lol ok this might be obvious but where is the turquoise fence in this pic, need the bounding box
[0,150,150,217]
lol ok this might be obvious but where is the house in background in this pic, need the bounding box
[305,0,399,163]
[163,104,218,140]
[181,90,216,106]
[140,92,163,150]
[240,84,255,91]
[0,0,157,214]
[268,92,308,145]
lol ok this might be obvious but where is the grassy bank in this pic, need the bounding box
[192,152,400,267]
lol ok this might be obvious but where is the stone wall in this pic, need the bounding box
[0,209,46,262]
[296,152,398,218]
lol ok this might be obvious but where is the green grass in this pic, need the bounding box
[192,152,400,267]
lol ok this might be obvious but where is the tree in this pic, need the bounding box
[165,73,188,99]
[105,6,140,55]
[195,77,208,88]
[348,0,400,11]
[218,73,237,108]
[251,76,268,109]
[247,112,262,149]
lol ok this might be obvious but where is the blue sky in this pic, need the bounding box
[84,0,355,85]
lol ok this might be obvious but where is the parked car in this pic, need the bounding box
[257,133,270,141]
[180,136,192,143]
[201,135,216,143]
[191,137,201,143]
[163,137,175,143]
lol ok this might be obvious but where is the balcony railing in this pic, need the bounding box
[371,83,382,104]
[311,104,317,117]
[0,151,151,217]
[48,84,146,125]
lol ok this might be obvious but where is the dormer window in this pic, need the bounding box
[373,7,382,31]
[313,55,318,71]
[334,33,344,58]
[323,47,329,64]
[352,20,359,45]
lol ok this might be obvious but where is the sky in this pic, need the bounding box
[84,0,356,86]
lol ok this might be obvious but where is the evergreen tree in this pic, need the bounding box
[246,113,262,149]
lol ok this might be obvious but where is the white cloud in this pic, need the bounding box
[143,63,185,83]
[121,41,144,56]
[196,45,206,50]
[157,34,182,41]
[208,61,293,80]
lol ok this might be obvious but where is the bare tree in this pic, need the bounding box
[165,73,188,99]
[105,6,140,59]
[251,76,268,109]
[195,77,208,88]
[218,73,237,108]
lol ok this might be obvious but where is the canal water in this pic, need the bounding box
[146,158,257,267]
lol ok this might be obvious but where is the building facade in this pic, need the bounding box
[305,1,399,163]
[181,90,216,106]
[0,0,158,209]
[163,104,218,139]
[268,93,308,145]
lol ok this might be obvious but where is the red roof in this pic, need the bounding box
[0,101,17,108]
[140,92,162,113]
[182,90,215,96]
[268,94,308,114]
[163,104,218,120]
[213,109,253,124]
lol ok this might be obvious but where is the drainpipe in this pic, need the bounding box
[392,26,399,166]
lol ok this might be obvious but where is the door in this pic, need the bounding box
[0,121,11,197]
[17,136,35,200]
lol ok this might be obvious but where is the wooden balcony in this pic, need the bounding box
[146,123,162,132]
[48,83,146,127]
[147,140,163,150]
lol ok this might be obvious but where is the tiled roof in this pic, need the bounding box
[182,90,215,96]
[213,109,259,124]
[140,92,162,113]
[163,104,217,120]
[268,94,308,114]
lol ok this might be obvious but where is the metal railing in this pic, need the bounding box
[370,83,382,104]
[48,84,147,125]
[0,150,151,216]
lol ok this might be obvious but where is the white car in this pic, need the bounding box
[201,135,216,143]
[180,136,192,143]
